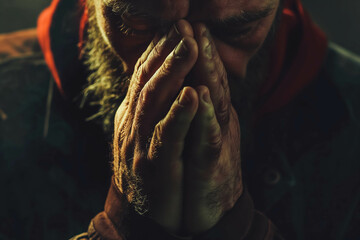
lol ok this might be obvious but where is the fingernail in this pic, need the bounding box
[203,36,212,59]
[202,89,211,103]
[174,22,181,36]
[179,88,191,105]
[174,39,188,58]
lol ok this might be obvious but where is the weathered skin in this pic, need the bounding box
[94,0,280,235]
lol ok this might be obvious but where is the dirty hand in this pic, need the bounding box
[181,23,243,234]
[113,20,243,236]
[112,20,199,234]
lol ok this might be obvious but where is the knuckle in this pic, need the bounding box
[155,117,185,146]
[204,102,216,121]
[206,64,218,82]
[220,74,230,101]
[154,120,171,142]
[134,58,143,72]
[138,87,152,105]
[210,134,222,149]
[114,106,124,126]
[216,98,230,126]
[149,44,162,61]
[161,58,173,75]
[135,64,149,85]
[149,124,164,158]
[214,52,224,70]
[206,135,222,160]
[153,44,162,57]
[219,69,229,89]
[114,115,130,147]
[134,41,156,72]
[117,124,127,145]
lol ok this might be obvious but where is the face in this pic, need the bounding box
[84,0,281,131]
[93,0,280,77]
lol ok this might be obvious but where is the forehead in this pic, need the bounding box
[116,0,275,21]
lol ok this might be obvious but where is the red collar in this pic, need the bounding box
[255,0,327,120]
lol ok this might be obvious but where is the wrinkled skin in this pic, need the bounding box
[95,0,280,236]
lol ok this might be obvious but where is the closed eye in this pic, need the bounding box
[208,21,261,48]
[209,25,254,40]
[117,21,155,36]
[114,12,158,37]
[206,4,276,46]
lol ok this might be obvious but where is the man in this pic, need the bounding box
[0,0,359,239]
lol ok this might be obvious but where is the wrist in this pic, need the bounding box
[195,187,254,240]
[93,176,193,240]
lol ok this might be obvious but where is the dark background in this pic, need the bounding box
[0,0,359,55]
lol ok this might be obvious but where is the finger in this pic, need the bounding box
[143,19,194,79]
[137,87,197,198]
[187,85,222,169]
[129,20,194,106]
[126,33,161,97]
[122,32,162,133]
[133,36,199,140]
[147,86,198,163]
[139,88,197,230]
[193,23,231,128]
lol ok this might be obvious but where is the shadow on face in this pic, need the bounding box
[94,0,280,78]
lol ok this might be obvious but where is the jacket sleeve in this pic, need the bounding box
[72,179,284,240]
[0,29,40,61]
[195,188,284,240]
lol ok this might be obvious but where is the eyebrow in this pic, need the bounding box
[106,0,276,28]
[105,0,153,17]
[207,4,277,29]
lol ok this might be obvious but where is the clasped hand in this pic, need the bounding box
[113,19,243,236]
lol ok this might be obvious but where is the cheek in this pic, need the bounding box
[212,11,277,79]
[214,39,256,79]
[94,2,152,73]
[109,31,150,74]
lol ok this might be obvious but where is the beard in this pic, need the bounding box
[82,0,130,133]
